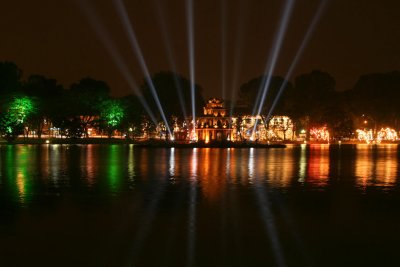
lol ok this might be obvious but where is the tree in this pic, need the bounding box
[236,75,292,115]
[0,96,35,141]
[284,70,336,138]
[0,61,22,98]
[99,99,125,138]
[141,72,205,122]
[350,71,400,130]
[69,77,110,137]
[119,95,147,140]
[23,75,64,138]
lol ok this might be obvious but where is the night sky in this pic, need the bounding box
[1,0,399,98]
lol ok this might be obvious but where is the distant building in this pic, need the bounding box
[192,98,295,142]
[196,98,233,142]
[268,116,294,140]
[232,115,294,141]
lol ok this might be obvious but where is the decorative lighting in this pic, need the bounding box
[356,129,374,144]
[310,126,330,142]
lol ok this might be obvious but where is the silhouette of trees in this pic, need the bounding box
[237,75,292,115]
[141,71,205,121]
[1,60,400,142]
[349,71,400,129]
[22,75,64,139]
[0,61,22,97]
[69,77,111,137]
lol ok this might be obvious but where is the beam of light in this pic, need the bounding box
[219,149,231,263]
[125,153,169,266]
[249,149,286,267]
[225,149,243,257]
[161,149,191,265]
[152,0,188,119]
[161,184,187,265]
[220,0,227,100]
[187,148,198,267]
[113,0,172,137]
[77,0,157,125]
[266,0,329,119]
[186,0,196,130]
[228,2,247,117]
[251,0,295,135]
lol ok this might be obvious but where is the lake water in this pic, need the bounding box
[1,144,400,266]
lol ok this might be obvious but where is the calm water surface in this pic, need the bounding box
[1,144,400,266]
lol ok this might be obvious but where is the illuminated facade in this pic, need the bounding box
[234,115,294,141]
[267,116,294,140]
[235,115,268,141]
[196,98,233,142]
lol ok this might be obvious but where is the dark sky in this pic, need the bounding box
[1,0,399,98]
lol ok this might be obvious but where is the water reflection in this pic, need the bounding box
[0,144,399,208]
[252,148,286,267]
[298,144,307,182]
[248,148,255,181]
[355,144,399,189]
[168,147,175,178]
[126,144,134,184]
[265,148,295,187]
[198,149,227,201]
[306,144,330,188]
[107,145,121,193]
[3,146,33,205]
[85,145,96,185]
[187,148,198,267]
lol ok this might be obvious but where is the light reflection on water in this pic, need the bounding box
[1,144,400,266]
[355,144,399,190]
[306,144,330,188]
[0,144,399,205]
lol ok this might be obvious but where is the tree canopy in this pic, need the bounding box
[141,71,205,120]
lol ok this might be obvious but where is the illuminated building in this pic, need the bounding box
[235,115,268,141]
[196,98,233,142]
[267,116,294,140]
[234,115,294,141]
[310,126,330,142]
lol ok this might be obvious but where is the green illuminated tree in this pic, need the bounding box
[0,112,23,141]
[9,96,35,123]
[99,99,125,138]
[0,96,35,141]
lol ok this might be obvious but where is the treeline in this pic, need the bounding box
[1,61,400,141]
[237,70,400,138]
[0,62,204,141]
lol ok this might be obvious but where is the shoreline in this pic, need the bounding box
[0,138,286,148]
[1,138,399,147]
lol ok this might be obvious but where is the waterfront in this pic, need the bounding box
[1,144,400,266]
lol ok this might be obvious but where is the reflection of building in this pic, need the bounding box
[196,98,233,142]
